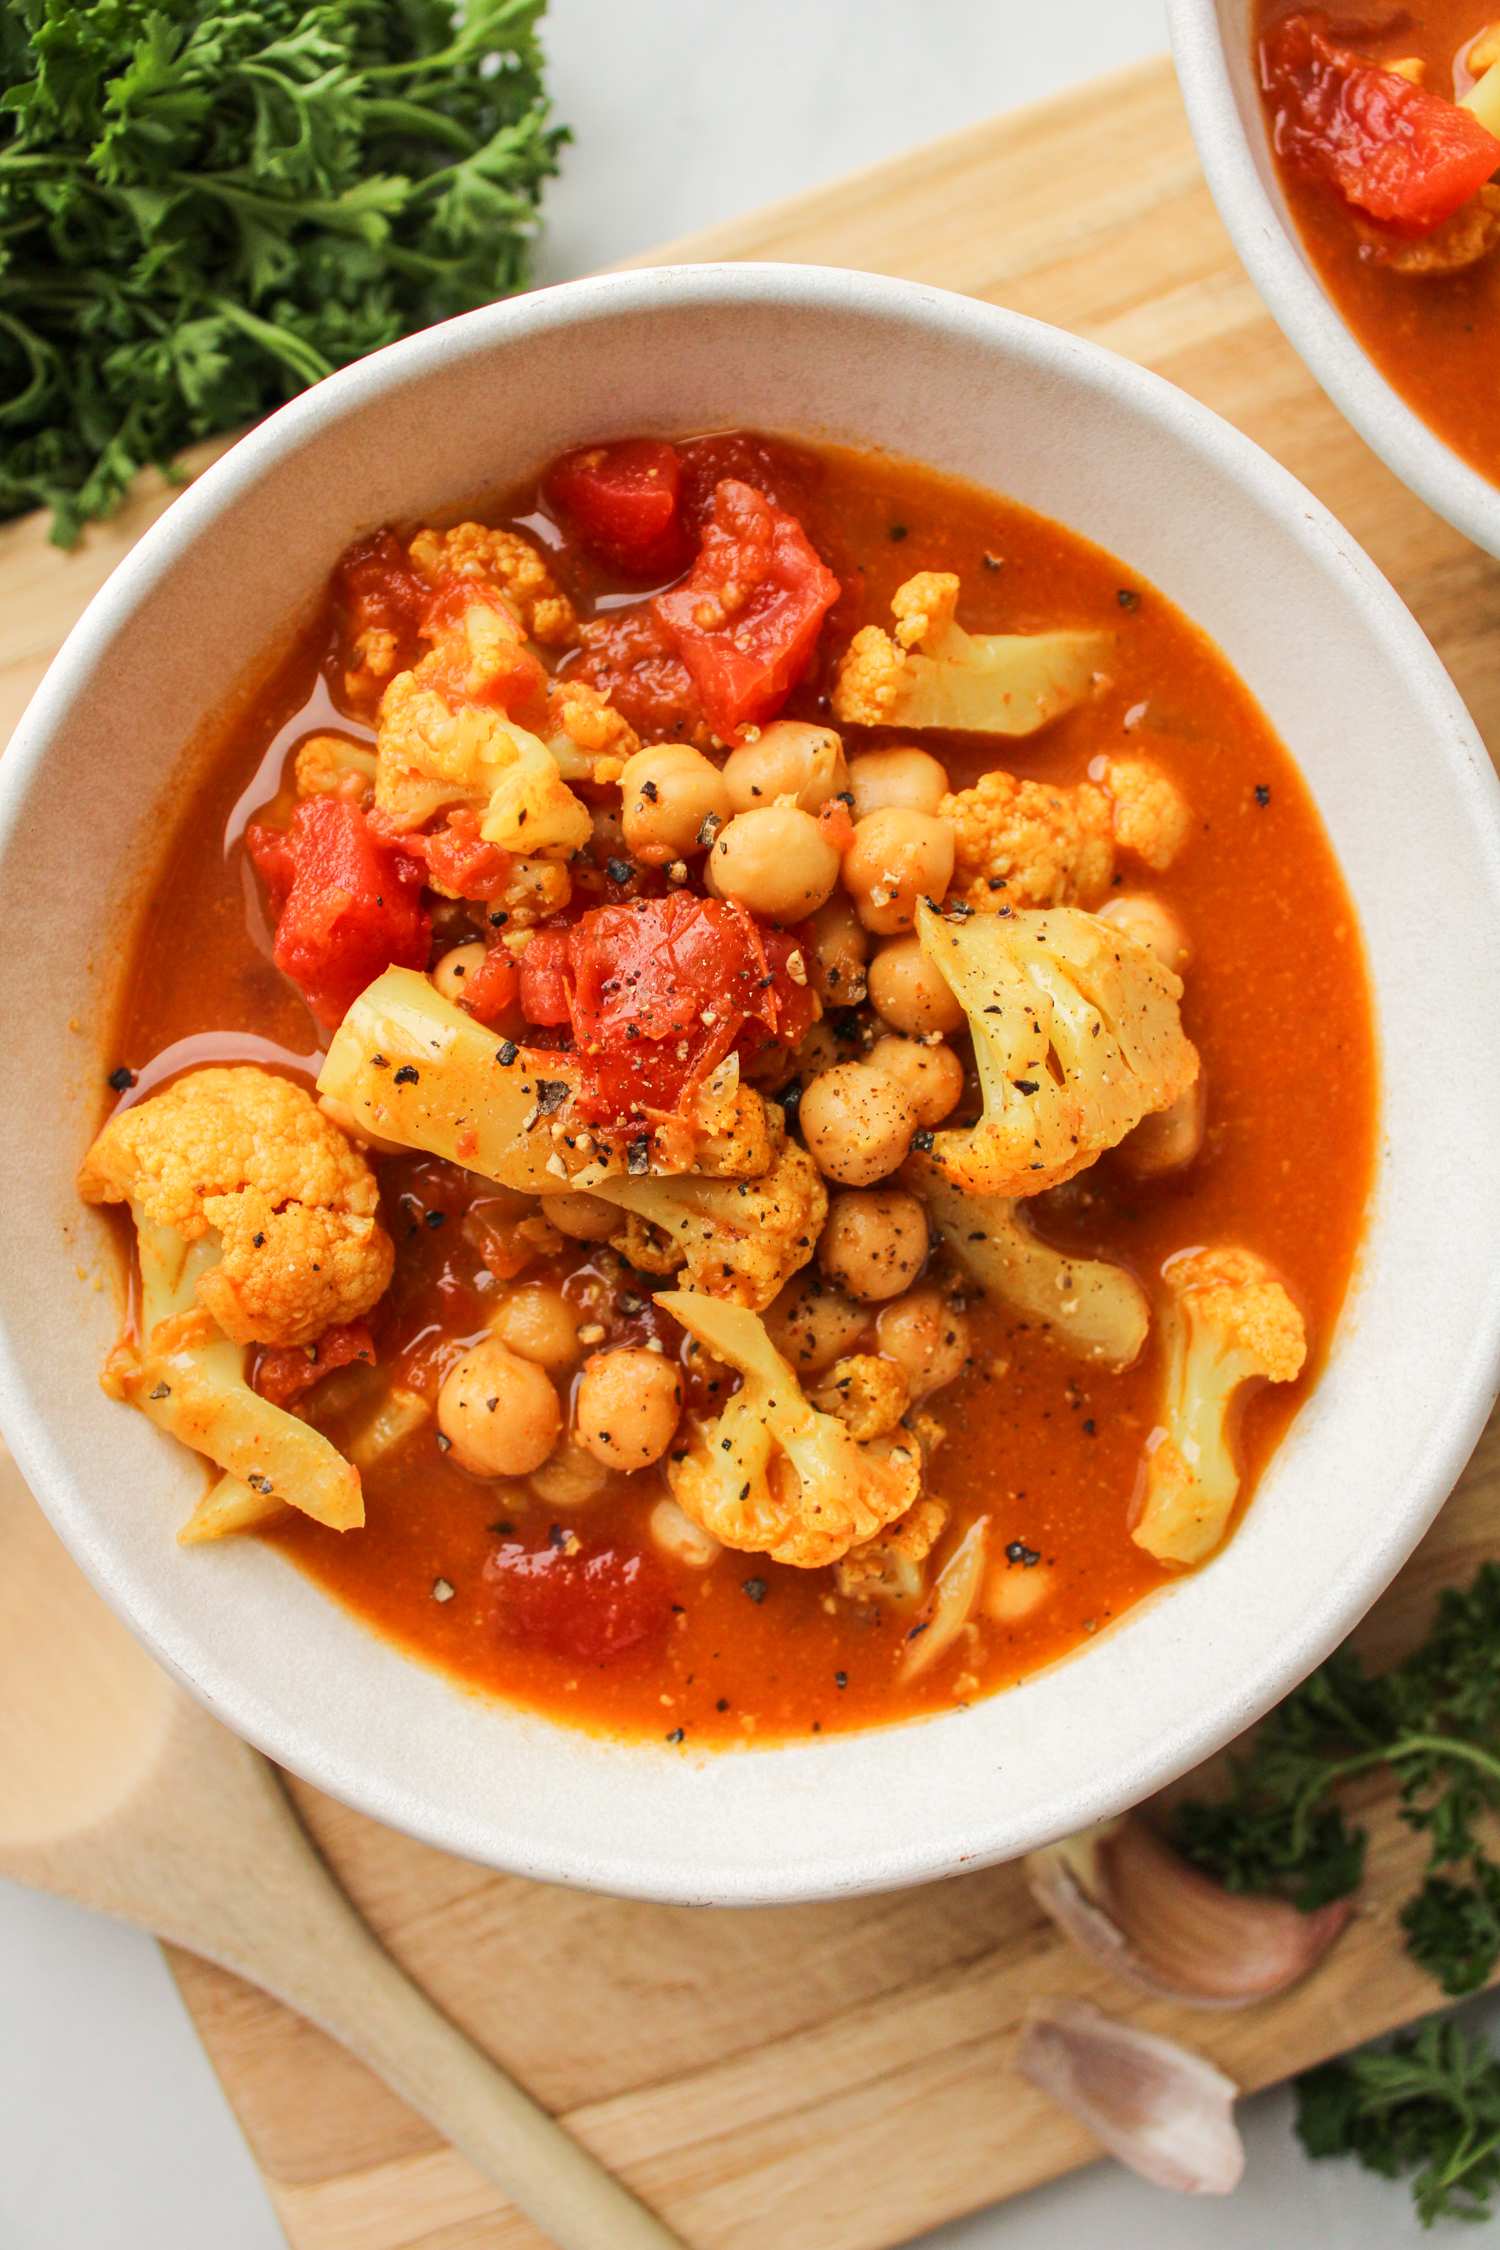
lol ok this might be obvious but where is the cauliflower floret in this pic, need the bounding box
[1132,1248,1307,1567]
[659,1292,923,1567]
[810,1353,910,1441]
[1101,756,1189,872]
[941,757,1189,913]
[294,734,379,801]
[408,523,578,648]
[835,1495,949,1603]
[79,1069,392,1349]
[914,900,1198,1197]
[832,571,1115,736]
[590,1139,827,1312]
[377,661,592,858]
[913,1160,1150,1369]
[544,676,640,785]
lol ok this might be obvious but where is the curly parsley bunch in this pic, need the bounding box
[0,0,567,541]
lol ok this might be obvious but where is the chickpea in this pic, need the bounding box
[799,1061,918,1187]
[1098,893,1191,975]
[576,1347,682,1470]
[488,1280,580,1373]
[317,1092,405,1158]
[866,936,966,1038]
[876,1288,971,1398]
[431,940,488,1004]
[842,808,955,935]
[709,804,841,920]
[540,1190,619,1243]
[529,1433,611,1506]
[868,1034,965,1127]
[650,1496,722,1569]
[764,1271,869,1375]
[1116,1075,1206,1180]
[984,1559,1055,1623]
[805,893,868,1005]
[620,744,732,866]
[819,1188,929,1303]
[438,1338,561,1478]
[847,746,950,822]
[723,721,849,813]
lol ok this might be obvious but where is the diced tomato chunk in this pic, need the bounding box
[375,807,511,902]
[547,440,687,579]
[246,797,430,1030]
[652,480,841,743]
[568,605,705,745]
[483,1536,674,1664]
[1262,13,1500,235]
[333,530,426,640]
[253,1321,375,1409]
[517,926,574,1025]
[456,945,519,1026]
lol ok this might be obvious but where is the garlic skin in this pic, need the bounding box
[1015,1995,1244,2194]
[1026,1813,1353,2008]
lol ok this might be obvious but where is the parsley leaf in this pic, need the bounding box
[1174,1562,1500,1997]
[1296,2017,1500,2226]
[0,0,567,543]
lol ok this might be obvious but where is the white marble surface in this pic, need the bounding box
[4,3,1493,2245]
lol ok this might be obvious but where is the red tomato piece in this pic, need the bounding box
[333,529,426,640]
[1262,13,1500,235]
[246,797,430,1030]
[546,439,686,579]
[252,1320,375,1409]
[568,605,705,745]
[456,946,520,1026]
[376,807,511,903]
[517,926,574,1025]
[483,1537,674,1664]
[652,480,841,743]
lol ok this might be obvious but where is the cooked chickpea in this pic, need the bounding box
[866,936,966,1037]
[798,1061,918,1186]
[876,1288,971,1398]
[1098,892,1191,975]
[841,808,956,935]
[984,1559,1055,1623]
[805,893,868,1005]
[819,1188,930,1303]
[529,1433,611,1506]
[488,1280,580,1373]
[1117,1074,1206,1179]
[540,1190,619,1243]
[432,941,488,1003]
[723,721,849,813]
[764,1272,869,1374]
[868,1034,965,1127]
[620,744,732,866]
[650,1496,722,1569]
[437,1338,561,1478]
[709,804,842,920]
[576,1348,683,1469]
[847,746,950,822]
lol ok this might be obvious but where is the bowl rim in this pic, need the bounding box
[4,259,1500,1903]
[1166,0,1500,561]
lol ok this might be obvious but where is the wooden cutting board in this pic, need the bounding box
[7,49,1500,2250]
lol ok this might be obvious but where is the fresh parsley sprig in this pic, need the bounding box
[1174,1562,1500,1997]
[0,0,567,542]
[1296,2017,1500,2226]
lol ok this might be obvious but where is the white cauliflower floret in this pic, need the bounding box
[407,522,578,648]
[1132,1248,1307,1567]
[659,1292,922,1568]
[941,756,1189,912]
[590,1140,827,1312]
[914,901,1198,1197]
[832,571,1115,736]
[913,1160,1150,1370]
[79,1068,392,1349]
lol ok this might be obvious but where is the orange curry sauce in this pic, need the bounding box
[109,435,1377,1747]
[1255,0,1500,486]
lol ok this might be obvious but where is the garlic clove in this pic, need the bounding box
[1015,1995,1244,2194]
[1026,1812,1353,2008]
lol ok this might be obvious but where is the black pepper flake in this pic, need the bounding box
[394,1064,419,1086]
[548,1523,569,1548]
[666,1727,685,1743]
[834,1671,848,1690]
[536,1078,569,1115]
[888,523,908,542]
[371,1053,389,1068]
[910,1128,935,1153]
[247,1473,274,1495]
[739,1482,751,1501]
[488,1518,514,1534]
[697,812,723,849]
[1013,1078,1040,1095]
[107,1065,136,1092]
[627,1135,651,1175]
[1254,783,1271,807]
[1006,1540,1042,1567]
[775,1078,803,1132]
[742,1576,768,1604]
[424,1209,446,1229]
[640,779,659,802]
[987,876,1007,892]
[147,1381,171,1400]
[489,909,509,927]
[607,857,634,885]
[907,1620,929,1640]
[436,1432,452,1452]
[1082,1418,1096,1435]
[252,1231,265,1248]
[830,1008,862,1042]
[495,1040,519,1067]
[1117,588,1141,611]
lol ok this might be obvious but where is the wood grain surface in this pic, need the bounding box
[7,49,1500,2250]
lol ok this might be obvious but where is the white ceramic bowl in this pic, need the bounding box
[3,265,1499,1906]
[1169,0,1500,559]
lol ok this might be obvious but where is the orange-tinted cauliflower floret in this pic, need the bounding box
[407,523,579,648]
[79,1067,392,1349]
[832,570,1113,735]
[941,756,1189,912]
